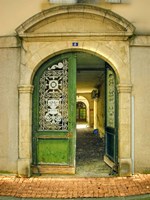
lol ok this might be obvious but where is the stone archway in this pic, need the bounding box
[17,4,135,177]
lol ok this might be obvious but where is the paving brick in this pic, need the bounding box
[0,174,150,198]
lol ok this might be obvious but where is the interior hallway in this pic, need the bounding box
[76,126,111,177]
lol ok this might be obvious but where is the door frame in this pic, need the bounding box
[18,51,132,177]
[16,5,134,177]
[17,4,134,177]
[104,64,118,171]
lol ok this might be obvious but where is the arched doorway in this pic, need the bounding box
[17,4,134,176]
[76,101,87,122]
[31,51,118,176]
[76,52,118,176]
[77,95,90,127]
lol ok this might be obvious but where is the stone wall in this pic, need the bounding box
[130,36,150,173]
[0,37,20,173]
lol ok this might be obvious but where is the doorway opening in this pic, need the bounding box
[31,51,118,176]
[76,51,118,177]
[76,101,87,123]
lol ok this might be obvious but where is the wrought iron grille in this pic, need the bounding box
[39,59,68,130]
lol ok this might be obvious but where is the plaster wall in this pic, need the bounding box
[0,0,150,36]
[130,40,150,173]
[0,4,149,176]
[0,37,20,173]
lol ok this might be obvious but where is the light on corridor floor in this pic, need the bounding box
[76,123,89,129]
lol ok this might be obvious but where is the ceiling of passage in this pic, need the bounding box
[76,52,105,93]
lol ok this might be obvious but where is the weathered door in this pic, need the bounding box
[105,64,118,169]
[32,53,76,174]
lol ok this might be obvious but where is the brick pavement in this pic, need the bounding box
[0,174,150,199]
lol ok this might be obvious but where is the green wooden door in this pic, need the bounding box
[32,53,76,173]
[105,64,118,166]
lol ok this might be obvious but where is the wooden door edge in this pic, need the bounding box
[104,155,114,168]
[31,165,75,175]
[104,155,118,174]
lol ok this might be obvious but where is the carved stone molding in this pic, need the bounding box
[16,5,135,38]
[117,84,132,93]
[18,85,34,94]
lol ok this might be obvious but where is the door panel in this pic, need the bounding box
[105,65,118,165]
[37,139,69,164]
[32,53,76,171]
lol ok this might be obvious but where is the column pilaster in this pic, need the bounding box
[117,84,132,176]
[18,85,33,177]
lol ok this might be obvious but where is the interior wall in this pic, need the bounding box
[0,37,20,173]
[97,81,105,137]
[131,45,150,173]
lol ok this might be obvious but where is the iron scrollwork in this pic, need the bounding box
[39,59,68,130]
[107,69,115,128]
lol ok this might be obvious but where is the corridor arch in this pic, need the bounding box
[77,96,90,125]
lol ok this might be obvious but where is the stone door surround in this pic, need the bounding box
[16,4,135,177]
